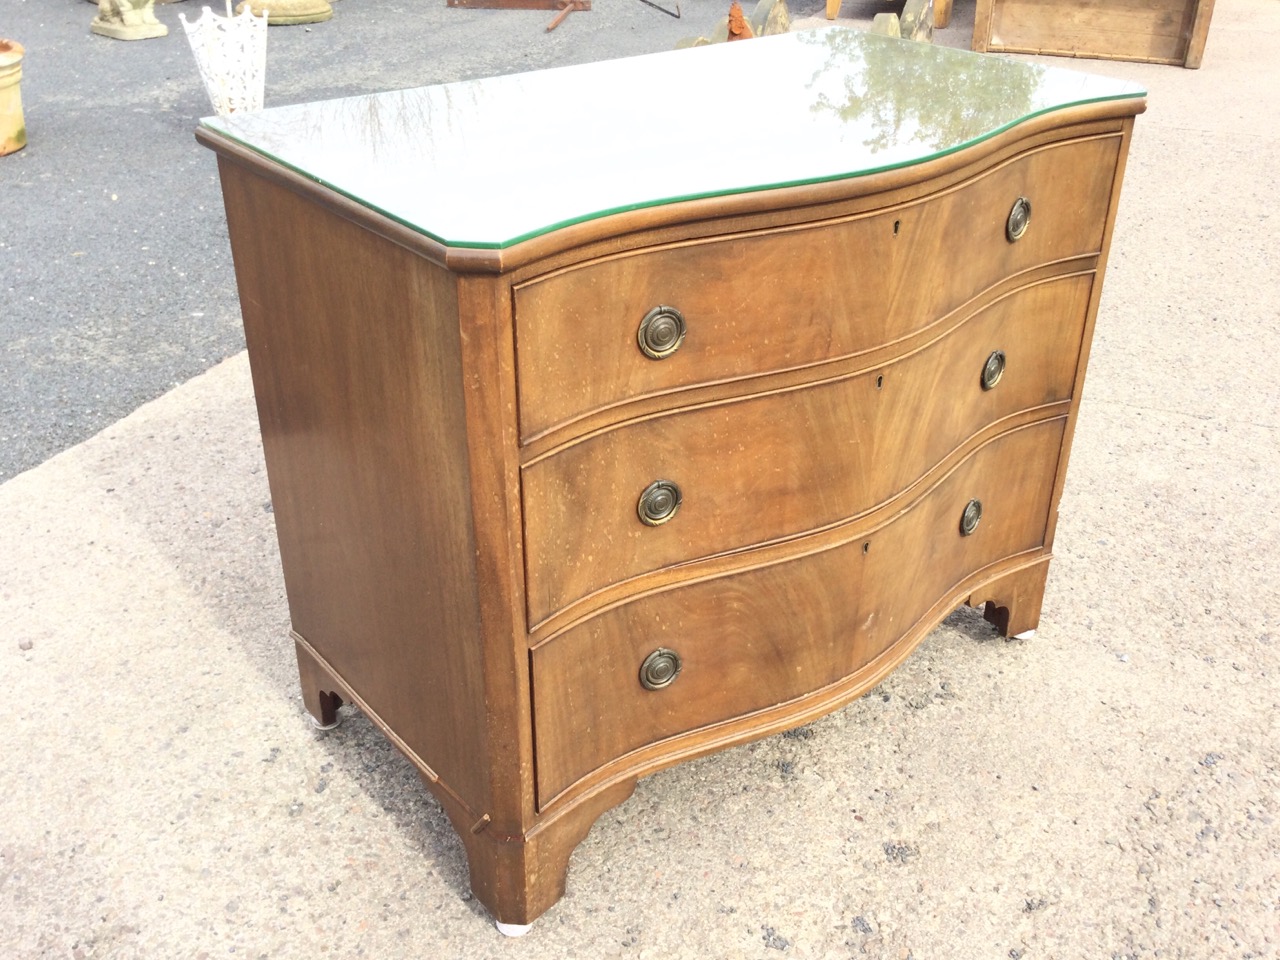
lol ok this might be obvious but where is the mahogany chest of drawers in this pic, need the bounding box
[199,30,1145,928]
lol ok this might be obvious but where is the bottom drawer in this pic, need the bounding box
[531,418,1066,807]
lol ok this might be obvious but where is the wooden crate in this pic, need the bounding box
[973,0,1215,68]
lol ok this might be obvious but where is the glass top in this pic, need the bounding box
[202,28,1144,250]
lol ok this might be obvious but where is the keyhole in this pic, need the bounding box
[862,541,871,554]
[876,375,884,390]
[893,219,901,236]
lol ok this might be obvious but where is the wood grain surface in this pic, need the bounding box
[200,96,1141,925]
[532,418,1066,806]
[522,273,1094,625]
[975,0,1214,66]
[219,158,493,810]
[513,135,1121,441]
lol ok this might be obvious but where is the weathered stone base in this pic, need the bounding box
[869,0,934,42]
[871,11,900,36]
[0,126,23,156]
[900,0,934,41]
[236,0,333,25]
[0,39,26,156]
[90,16,169,39]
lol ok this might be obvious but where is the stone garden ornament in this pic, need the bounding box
[92,0,169,40]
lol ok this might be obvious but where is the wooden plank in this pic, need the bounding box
[980,0,1204,65]
[1184,0,1216,67]
[972,0,996,51]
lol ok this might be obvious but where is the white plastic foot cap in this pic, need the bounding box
[1013,629,1037,641]
[309,714,342,730]
[495,921,533,937]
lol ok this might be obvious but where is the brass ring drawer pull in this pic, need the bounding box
[1006,197,1032,242]
[639,648,682,690]
[981,350,1006,390]
[637,305,686,360]
[637,479,682,526]
[960,498,983,536]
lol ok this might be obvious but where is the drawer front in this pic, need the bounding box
[531,418,1066,806]
[514,135,1120,441]
[985,0,1195,64]
[522,273,1092,625]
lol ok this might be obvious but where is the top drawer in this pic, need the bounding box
[513,134,1121,442]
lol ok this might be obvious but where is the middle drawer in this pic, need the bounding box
[521,273,1092,627]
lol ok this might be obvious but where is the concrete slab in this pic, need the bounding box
[3,1,1279,956]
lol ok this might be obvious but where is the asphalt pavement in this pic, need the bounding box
[0,0,742,481]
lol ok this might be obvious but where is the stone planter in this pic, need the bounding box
[0,39,25,156]
[235,0,333,26]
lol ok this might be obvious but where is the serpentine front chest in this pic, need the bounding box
[199,29,1145,928]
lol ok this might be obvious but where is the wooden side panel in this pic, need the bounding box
[531,419,1066,806]
[513,135,1121,442]
[1183,0,1215,68]
[1042,116,1137,552]
[522,273,1093,626]
[451,275,540,832]
[982,0,1200,65]
[218,158,492,810]
[973,0,996,51]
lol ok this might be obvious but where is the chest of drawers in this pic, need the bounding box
[199,30,1144,928]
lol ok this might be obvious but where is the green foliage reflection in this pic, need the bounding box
[805,30,1045,154]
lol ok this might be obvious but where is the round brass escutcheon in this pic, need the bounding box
[981,349,1006,390]
[637,305,687,360]
[960,498,983,537]
[1006,197,1032,242]
[637,479,682,526]
[640,648,682,690]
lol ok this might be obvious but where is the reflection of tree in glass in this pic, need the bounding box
[240,83,481,166]
[804,30,1045,154]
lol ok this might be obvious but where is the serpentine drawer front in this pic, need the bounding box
[199,29,1144,929]
[522,273,1094,626]
[513,135,1120,442]
[532,419,1066,806]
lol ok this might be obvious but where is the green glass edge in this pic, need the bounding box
[202,88,1144,251]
